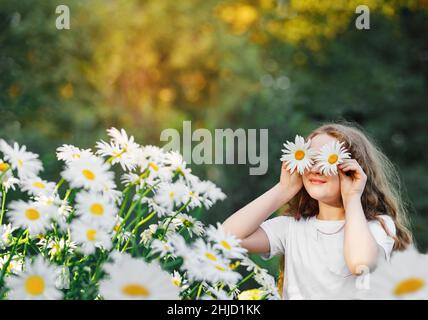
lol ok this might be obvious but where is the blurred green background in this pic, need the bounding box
[1,0,427,277]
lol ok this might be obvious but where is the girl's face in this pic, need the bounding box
[302,133,342,206]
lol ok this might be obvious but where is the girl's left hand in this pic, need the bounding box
[338,159,367,206]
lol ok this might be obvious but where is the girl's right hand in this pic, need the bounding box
[279,161,303,197]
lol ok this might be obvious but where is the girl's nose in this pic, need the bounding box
[309,163,321,174]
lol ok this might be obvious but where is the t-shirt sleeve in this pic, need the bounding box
[259,216,290,260]
[368,215,396,262]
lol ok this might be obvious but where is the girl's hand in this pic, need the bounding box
[279,161,303,197]
[338,159,367,207]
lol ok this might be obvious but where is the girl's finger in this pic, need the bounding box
[339,162,362,171]
[340,159,356,164]
[339,164,358,172]
[338,169,350,181]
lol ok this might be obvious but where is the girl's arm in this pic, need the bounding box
[222,162,302,252]
[339,160,379,275]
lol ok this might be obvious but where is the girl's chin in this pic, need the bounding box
[305,188,333,201]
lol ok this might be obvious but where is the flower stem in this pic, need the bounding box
[0,230,25,285]
[54,178,65,192]
[160,199,191,240]
[228,271,256,295]
[0,188,6,225]
[120,211,156,252]
[196,283,204,300]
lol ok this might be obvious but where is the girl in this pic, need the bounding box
[222,123,413,299]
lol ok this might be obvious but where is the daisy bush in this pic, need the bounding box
[0,128,279,300]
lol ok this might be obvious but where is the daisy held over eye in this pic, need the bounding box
[222,123,415,300]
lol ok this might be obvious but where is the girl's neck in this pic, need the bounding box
[316,201,345,221]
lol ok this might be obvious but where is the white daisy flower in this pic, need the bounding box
[206,222,247,259]
[362,248,428,300]
[151,238,176,258]
[140,224,158,246]
[191,179,226,209]
[5,256,62,300]
[153,182,189,215]
[70,218,112,255]
[47,197,72,231]
[112,216,132,242]
[33,195,61,222]
[137,145,167,170]
[96,128,141,171]
[145,166,174,186]
[0,140,42,179]
[107,127,140,152]
[99,253,180,300]
[100,179,122,204]
[171,271,190,291]
[141,198,167,217]
[56,144,93,163]
[7,200,52,237]
[20,178,56,197]
[0,254,24,274]
[253,269,281,300]
[314,140,351,176]
[61,154,115,192]
[280,135,315,175]
[172,213,205,237]
[164,151,192,178]
[237,288,266,300]
[74,191,117,230]
[184,239,241,286]
[0,158,19,191]
[202,287,233,300]
[121,172,142,188]
[96,141,140,172]
[167,233,189,257]
[38,237,77,259]
[0,224,15,249]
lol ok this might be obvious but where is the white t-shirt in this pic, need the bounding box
[260,214,396,300]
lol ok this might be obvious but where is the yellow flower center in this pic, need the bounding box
[149,162,159,171]
[25,275,45,296]
[25,208,40,220]
[0,162,10,172]
[238,289,265,300]
[294,150,305,160]
[169,191,175,199]
[82,169,96,181]
[205,252,217,261]
[17,159,24,168]
[221,240,232,250]
[72,153,80,159]
[122,284,150,297]
[32,182,46,189]
[183,219,192,228]
[90,203,104,216]
[86,229,97,241]
[215,265,226,271]
[172,278,181,287]
[394,278,425,296]
[328,154,339,165]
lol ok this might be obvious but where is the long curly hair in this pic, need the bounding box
[277,122,413,298]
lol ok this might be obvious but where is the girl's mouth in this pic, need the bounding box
[309,178,327,185]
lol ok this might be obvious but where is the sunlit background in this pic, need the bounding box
[1,0,427,277]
